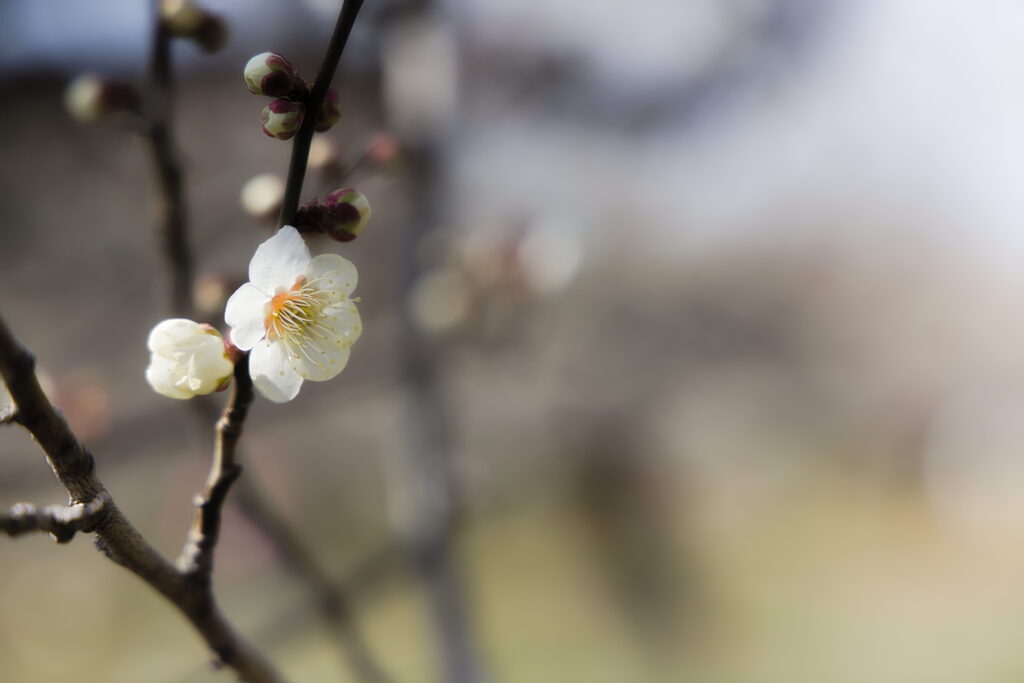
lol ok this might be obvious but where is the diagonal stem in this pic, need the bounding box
[177,357,254,579]
[278,0,366,227]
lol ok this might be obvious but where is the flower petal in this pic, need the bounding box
[145,355,193,400]
[147,318,201,354]
[306,253,358,301]
[285,300,360,382]
[248,226,311,294]
[289,340,351,382]
[188,336,235,392]
[145,319,234,400]
[321,299,363,347]
[249,338,303,403]
[225,283,270,351]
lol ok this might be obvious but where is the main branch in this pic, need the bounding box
[0,315,286,683]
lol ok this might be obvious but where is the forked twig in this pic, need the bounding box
[0,315,286,683]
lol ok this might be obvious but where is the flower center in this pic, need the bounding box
[265,277,324,343]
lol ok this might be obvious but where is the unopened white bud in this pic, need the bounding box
[145,319,235,400]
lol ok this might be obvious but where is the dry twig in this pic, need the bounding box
[1,495,108,543]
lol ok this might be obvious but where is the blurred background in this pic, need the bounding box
[4,0,1024,681]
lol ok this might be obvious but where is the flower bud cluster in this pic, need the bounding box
[243,51,342,139]
[294,188,372,243]
[161,0,227,53]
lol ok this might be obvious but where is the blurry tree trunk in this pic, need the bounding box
[382,2,487,681]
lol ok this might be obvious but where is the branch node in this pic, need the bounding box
[1,494,108,543]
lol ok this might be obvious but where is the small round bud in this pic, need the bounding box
[240,172,285,221]
[322,188,372,242]
[315,87,341,132]
[261,99,305,140]
[292,189,371,242]
[161,0,228,53]
[244,51,304,98]
[64,74,141,125]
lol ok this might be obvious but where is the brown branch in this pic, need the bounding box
[1,495,108,543]
[135,0,389,678]
[188,391,397,682]
[0,314,287,683]
[177,357,253,579]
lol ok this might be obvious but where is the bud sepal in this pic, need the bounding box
[293,188,372,243]
[261,99,305,140]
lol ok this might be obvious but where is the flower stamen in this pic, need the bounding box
[265,280,326,345]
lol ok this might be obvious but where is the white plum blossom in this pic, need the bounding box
[224,226,362,403]
[146,319,235,400]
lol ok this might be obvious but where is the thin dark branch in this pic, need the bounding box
[189,391,395,683]
[278,0,366,227]
[1,496,108,543]
[176,357,254,579]
[135,1,387,678]
[140,0,389,676]
[145,0,194,318]
[0,315,287,683]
